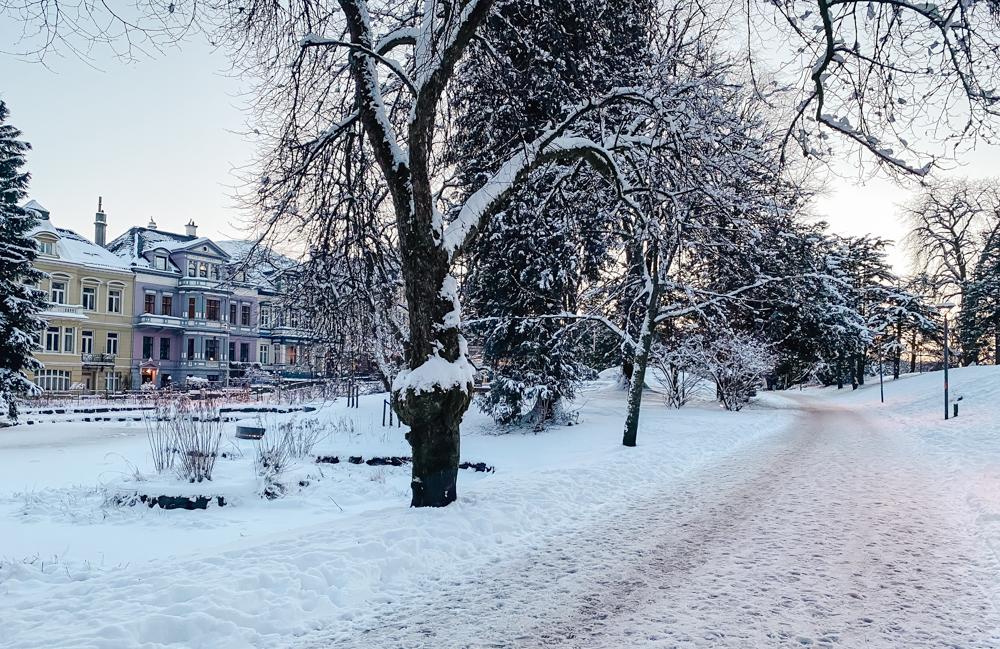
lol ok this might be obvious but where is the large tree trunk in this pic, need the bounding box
[390,108,473,507]
[622,266,660,447]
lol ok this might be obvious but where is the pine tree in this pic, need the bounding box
[452,1,652,427]
[0,100,45,424]
[962,234,1000,364]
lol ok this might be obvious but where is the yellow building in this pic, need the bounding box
[26,200,134,392]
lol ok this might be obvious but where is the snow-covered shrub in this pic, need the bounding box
[685,332,774,411]
[254,434,293,499]
[652,342,705,409]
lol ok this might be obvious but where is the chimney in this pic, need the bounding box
[185,219,198,237]
[94,196,107,246]
[148,217,157,230]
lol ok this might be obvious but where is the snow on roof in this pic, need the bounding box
[28,218,59,239]
[44,228,133,272]
[106,227,226,270]
[216,239,299,285]
[23,199,50,215]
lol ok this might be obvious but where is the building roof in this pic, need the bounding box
[106,227,231,273]
[216,239,299,287]
[23,199,131,272]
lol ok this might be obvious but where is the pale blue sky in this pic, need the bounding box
[0,36,255,244]
[2,30,997,270]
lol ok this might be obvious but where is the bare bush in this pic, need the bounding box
[144,405,175,474]
[282,417,325,458]
[254,434,293,499]
[171,401,223,483]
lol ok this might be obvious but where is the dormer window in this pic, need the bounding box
[36,239,55,255]
[155,256,167,270]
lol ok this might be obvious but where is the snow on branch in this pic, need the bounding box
[442,90,648,257]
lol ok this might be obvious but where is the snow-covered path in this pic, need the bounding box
[289,400,1000,648]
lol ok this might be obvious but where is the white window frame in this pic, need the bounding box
[81,286,97,311]
[259,345,269,365]
[44,326,60,352]
[63,327,75,354]
[155,256,167,270]
[81,331,94,354]
[108,288,122,314]
[50,281,66,305]
[106,332,119,355]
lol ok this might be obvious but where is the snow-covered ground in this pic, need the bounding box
[1,368,999,648]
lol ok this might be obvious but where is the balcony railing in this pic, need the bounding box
[182,319,229,333]
[42,303,86,317]
[135,313,184,328]
[81,353,116,366]
[178,276,232,291]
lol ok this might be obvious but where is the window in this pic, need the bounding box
[187,338,195,360]
[187,260,197,277]
[142,336,154,359]
[63,327,75,354]
[35,370,71,391]
[159,338,171,360]
[106,332,119,355]
[287,345,298,365]
[50,281,66,304]
[108,288,122,313]
[260,306,271,328]
[241,304,251,327]
[229,303,237,324]
[105,373,121,392]
[228,341,236,361]
[259,345,269,365]
[199,262,208,278]
[206,299,220,321]
[144,293,155,314]
[37,240,55,255]
[44,326,60,352]
[81,331,94,354]
[240,343,250,363]
[211,264,220,280]
[205,339,219,361]
[82,286,97,311]
[188,297,196,319]
[155,256,167,270]
[289,311,300,328]
[161,295,172,316]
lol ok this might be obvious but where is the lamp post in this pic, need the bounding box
[936,302,956,420]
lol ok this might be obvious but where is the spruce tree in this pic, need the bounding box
[962,235,1000,363]
[0,100,45,424]
[452,1,652,426]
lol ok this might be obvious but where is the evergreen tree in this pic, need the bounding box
[0,100,45,424]
[452,1,652,426]
[961,234,1000,364]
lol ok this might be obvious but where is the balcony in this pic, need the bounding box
[178,276,232,292]
[81,353,116,367]
[264,326,312,342]
[182,319,230,334]
[135,313,184,329]
[41,303,88,319]
[178,358,227,369]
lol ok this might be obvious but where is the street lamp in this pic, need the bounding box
[936,302,956,420]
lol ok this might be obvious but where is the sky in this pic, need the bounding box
[0,36,256,245]
[3,26,999,272]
